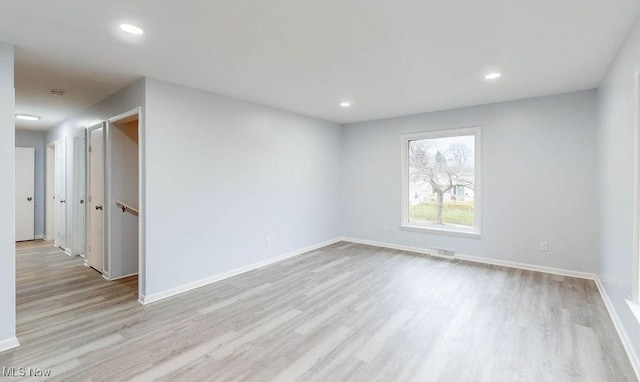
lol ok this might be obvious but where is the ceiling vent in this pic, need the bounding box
[49,89,65,97]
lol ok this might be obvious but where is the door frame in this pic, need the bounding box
[633,71,640,304]
[107,107,144,303]
[45,142,55,241]
[86,122,107,277]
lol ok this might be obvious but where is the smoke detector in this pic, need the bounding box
[49,89,65,97]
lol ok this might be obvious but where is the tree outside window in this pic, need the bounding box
[401,127,480,235]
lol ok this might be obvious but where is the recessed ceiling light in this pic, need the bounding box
[485,72,502,80]
[120,24,144,35]
[340,102,351,107]
[16,114,41,121]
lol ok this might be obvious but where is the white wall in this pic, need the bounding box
[143,78,342,298]
[341,90,599,272]
[596,15,640,363]
[0,42,16,347]
[15,130,46,237]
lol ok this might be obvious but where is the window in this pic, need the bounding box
[400,127,481,236]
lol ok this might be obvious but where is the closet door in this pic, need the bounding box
[15,147,35,241]
[72,131,87,257]
[87,125,105,272]
[54,138,67,249]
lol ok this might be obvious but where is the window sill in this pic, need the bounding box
[626,299,640,325]
[400,224,481,238]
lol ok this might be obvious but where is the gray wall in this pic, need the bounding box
[596,15,640,363]
[15,130,46,237]
[144,78,342,298]
[0,42,16,345]
[341,90,599,272]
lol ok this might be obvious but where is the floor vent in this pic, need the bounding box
[429,248,456,258]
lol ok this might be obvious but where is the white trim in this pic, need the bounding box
[0,336,20,353]
[108,108,140,123]
[633,71,640,303]
[34,234,44,240]
[595,278,640,379]
[64,248,73,257]
[400,224,481,238]
[108,272,138,281]
[140,237,342,305]
[454,253,596,280]
[104,120,112,277]
[341,236,595,279]
[341,236,432,255]
[400,126,482,236]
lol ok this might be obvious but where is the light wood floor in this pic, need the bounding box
[0,240,635,381]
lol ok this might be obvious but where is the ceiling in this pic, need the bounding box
[1,0,639,131]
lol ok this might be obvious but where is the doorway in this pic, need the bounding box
[15,147,35,241]
[107,110,140,281]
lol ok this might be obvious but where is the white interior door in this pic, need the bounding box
[54,138,67,249]
[72,132,87,257]
[15,147,35,241]
[88,126,104,272]
[46,144,55,240]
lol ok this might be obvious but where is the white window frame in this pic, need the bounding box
[400,126,481,237]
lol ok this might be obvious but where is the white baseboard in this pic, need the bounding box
[454,253,596,280]
[140,237,342,305]
[594,277,640,379]
[34,234,44,240]
[109,272,138,281]
[340,237,431,255]
[340,236,596,280]
[0,336,20,353]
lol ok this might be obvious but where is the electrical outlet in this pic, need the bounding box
[382,224,388,232]
[540,242,549,252]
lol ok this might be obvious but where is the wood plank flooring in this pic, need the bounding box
[0,240,635,381]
